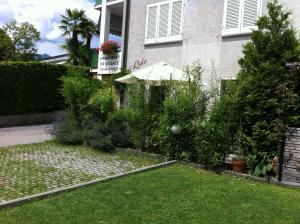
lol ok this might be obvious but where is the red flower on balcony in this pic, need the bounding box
[99,41,120,55]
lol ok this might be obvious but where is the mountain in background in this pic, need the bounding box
[35,53,51,60]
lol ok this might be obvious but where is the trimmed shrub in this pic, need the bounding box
[65,65,90,78]
[0,62,89,115]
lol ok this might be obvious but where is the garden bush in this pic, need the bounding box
[54,113,84,145]
[106,108,132,148]
[0,62,89,115]
[84,120,115,152]
[126,79,159,150]
[152,62,208,160]
[58,73,117,152]
[194,89,240,167]
[61,75,101,125]
[88,88,115,120]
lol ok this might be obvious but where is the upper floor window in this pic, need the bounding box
[222,0,262,36]
[145,0,183,44]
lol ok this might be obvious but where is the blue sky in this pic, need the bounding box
[0,0,100,56]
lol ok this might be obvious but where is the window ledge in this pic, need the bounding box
[221,32,252,38]
[144,39,183,46]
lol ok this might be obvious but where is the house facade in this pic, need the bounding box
[95,0,300,84]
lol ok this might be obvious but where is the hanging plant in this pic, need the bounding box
[98,41,120,56]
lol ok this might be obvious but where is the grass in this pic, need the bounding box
[0,141,164,202]
[0,164,299,224]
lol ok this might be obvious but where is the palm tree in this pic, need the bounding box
[59,9,98,66]
[81,18,99,49]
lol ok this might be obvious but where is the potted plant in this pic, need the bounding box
[99,41,120,56]
[231,125,247,173]
[232,149,247,173]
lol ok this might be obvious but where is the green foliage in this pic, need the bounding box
[65,64,90,78]
[152,62,207,160]
[235,1,300,161]
[60,9,98,66]
[113,68,131,91]
[125,80,159,149]
[88,88,115,119]
[106,108,132,148]
[195,83,241,167]
[59,74,119,152]
[246,152,274,177]
[61,75,101,124]
[54,113,84,145]
[195,121,231,167]
[84,121,115,152]
[0,28,15,61]
[0,62,68,115]
[62,39,92,66]
[3,20,40,61]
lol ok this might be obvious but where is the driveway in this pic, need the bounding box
[0,142,163,203]
[0,124,53,147]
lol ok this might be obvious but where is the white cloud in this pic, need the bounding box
[37,41,66,56]
[0,0,99,56]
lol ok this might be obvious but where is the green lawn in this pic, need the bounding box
[0,165,299,224]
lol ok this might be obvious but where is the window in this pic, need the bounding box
[145,0,183,44]
[222,0,262,36]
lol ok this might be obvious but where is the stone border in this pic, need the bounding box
[0,160,177,209]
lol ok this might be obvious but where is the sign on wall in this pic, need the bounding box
[129,58,148,70]
[98,52,121,74]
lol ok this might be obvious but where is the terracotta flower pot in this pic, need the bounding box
[232,160,246,173]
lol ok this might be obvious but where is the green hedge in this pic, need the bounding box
[0,62,89,116]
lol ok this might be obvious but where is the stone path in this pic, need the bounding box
[0,142,161,203]
[0,124,53,147]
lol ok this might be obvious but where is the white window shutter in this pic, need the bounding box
[158,3,170,41]
[241,0,262,33]
[222,0,242,35]
[169,0,183,40]
[145,6,158,44]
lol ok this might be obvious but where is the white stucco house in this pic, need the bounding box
[94,0,300,85]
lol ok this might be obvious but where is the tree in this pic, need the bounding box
[59,9,98,66]
[81,18,98,49]
[3,20,40,61]
[236,1,300,161]
[0,28,15,61]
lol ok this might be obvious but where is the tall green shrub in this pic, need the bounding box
[236,1,300,159]
[126,79,159,149]
[61,75,101,125]
[152,62,207,160]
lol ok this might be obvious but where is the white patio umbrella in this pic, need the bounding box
[115,61,188,86]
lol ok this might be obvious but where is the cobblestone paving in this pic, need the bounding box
[0,142,162,203]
